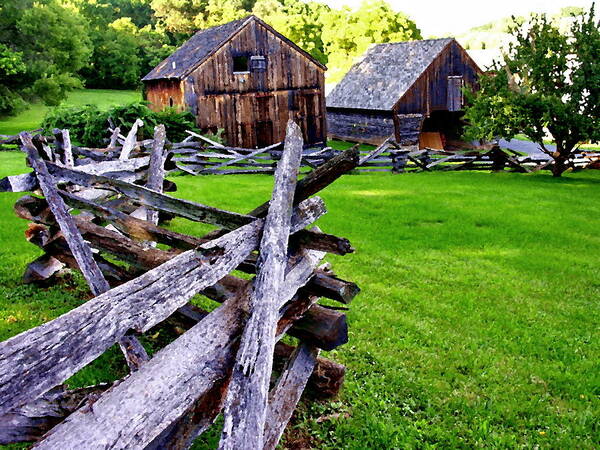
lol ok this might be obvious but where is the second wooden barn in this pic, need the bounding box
[326,38,482,148]
[142,15,327,148]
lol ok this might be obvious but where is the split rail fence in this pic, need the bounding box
[0,120,361,449]
[3,129,598,176]
[162,133,600,175]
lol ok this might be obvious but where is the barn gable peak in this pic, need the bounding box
[142,15,325,82]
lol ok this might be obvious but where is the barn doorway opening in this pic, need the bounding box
[420,110,466,149]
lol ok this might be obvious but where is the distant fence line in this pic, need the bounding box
[2,129,598,175]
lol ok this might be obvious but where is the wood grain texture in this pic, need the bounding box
[20,132,110,297]
[34,248,324,449]
[219,120,304,450]
[119,118,143,160]
[0,384,110,445]
[145,124,168,224]
[0,197,321,416]
[44,161,254,229]
[263,343,319,450]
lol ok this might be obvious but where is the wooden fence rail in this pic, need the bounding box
[0,119,361,448]
[3,128,598,175]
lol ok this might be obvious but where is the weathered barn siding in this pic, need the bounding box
[145,80,185,112]
[190,20,326,147]
[142,16,326,148]
[394,114,424,146]
[327,109,395,145]
[393,41,480,115]
[325,39,481,147]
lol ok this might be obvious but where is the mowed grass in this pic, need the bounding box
[0,148,598,448]
[0,89,141,136]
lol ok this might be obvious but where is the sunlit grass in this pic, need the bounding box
[1,149,598,448]
[0,89,141,135]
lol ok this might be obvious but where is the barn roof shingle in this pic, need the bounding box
[143,15,326,82]
[142,17,250,81]
[326,38,454,111]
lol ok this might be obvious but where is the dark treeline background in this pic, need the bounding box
[0,0,421,115]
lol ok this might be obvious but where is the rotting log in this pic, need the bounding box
[22,254,65,284]
[22,132,150,370]
[34,248,324,449]
[145,124,168,224]
[21,132,110,296]
[52,129,74,168]
[0,384,110,445]
[263,343,319,450]
[0,198,323,415]
[14,195,359,311]
[274,342,345,398]
[44,162,255,229]
[21,218,345,352]
[219,120,304,450]
[119,118,143,160]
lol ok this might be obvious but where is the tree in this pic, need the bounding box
[81,17,174,89]
[0,0,92,112]
[321,0,421,82]
[464,5,599,177]
[253,0,329,64]
[0,44,27,114]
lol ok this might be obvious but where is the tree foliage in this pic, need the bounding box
[0,0,91,113]
[464,5,600,177]
[0,0,421,115]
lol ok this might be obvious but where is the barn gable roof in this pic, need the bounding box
[326,38,455,111]
[142,15,325,81]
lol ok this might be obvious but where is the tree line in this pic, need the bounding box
[0,0,421,116]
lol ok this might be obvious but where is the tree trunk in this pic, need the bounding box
[551,143,571,177]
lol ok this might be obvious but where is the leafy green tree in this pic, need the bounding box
[0,44,27,114]
[321,0,421,83]
[150,0,209,34]
[204,0,247,27]
[464,6,600,177]
[0,0,91,112]
[253,0,329,64]
[83,18,142,88]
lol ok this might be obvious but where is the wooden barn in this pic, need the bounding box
[326,38,482,148]
[142,15,327,148]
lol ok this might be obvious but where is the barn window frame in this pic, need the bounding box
[232,55,250,74]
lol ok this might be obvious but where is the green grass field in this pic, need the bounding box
[0,89,140,136]
[0,148,598,448]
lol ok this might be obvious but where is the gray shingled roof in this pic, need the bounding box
[142,17,251,81]
[327,38,454,111]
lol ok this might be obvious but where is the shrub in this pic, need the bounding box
[42,101,205,146]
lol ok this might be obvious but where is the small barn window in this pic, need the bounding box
[233,55,249,73]
[169,97,174,107]
[250,55,267,72]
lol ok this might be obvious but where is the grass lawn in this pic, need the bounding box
[0,89,141,136]
[0,149,598,448]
